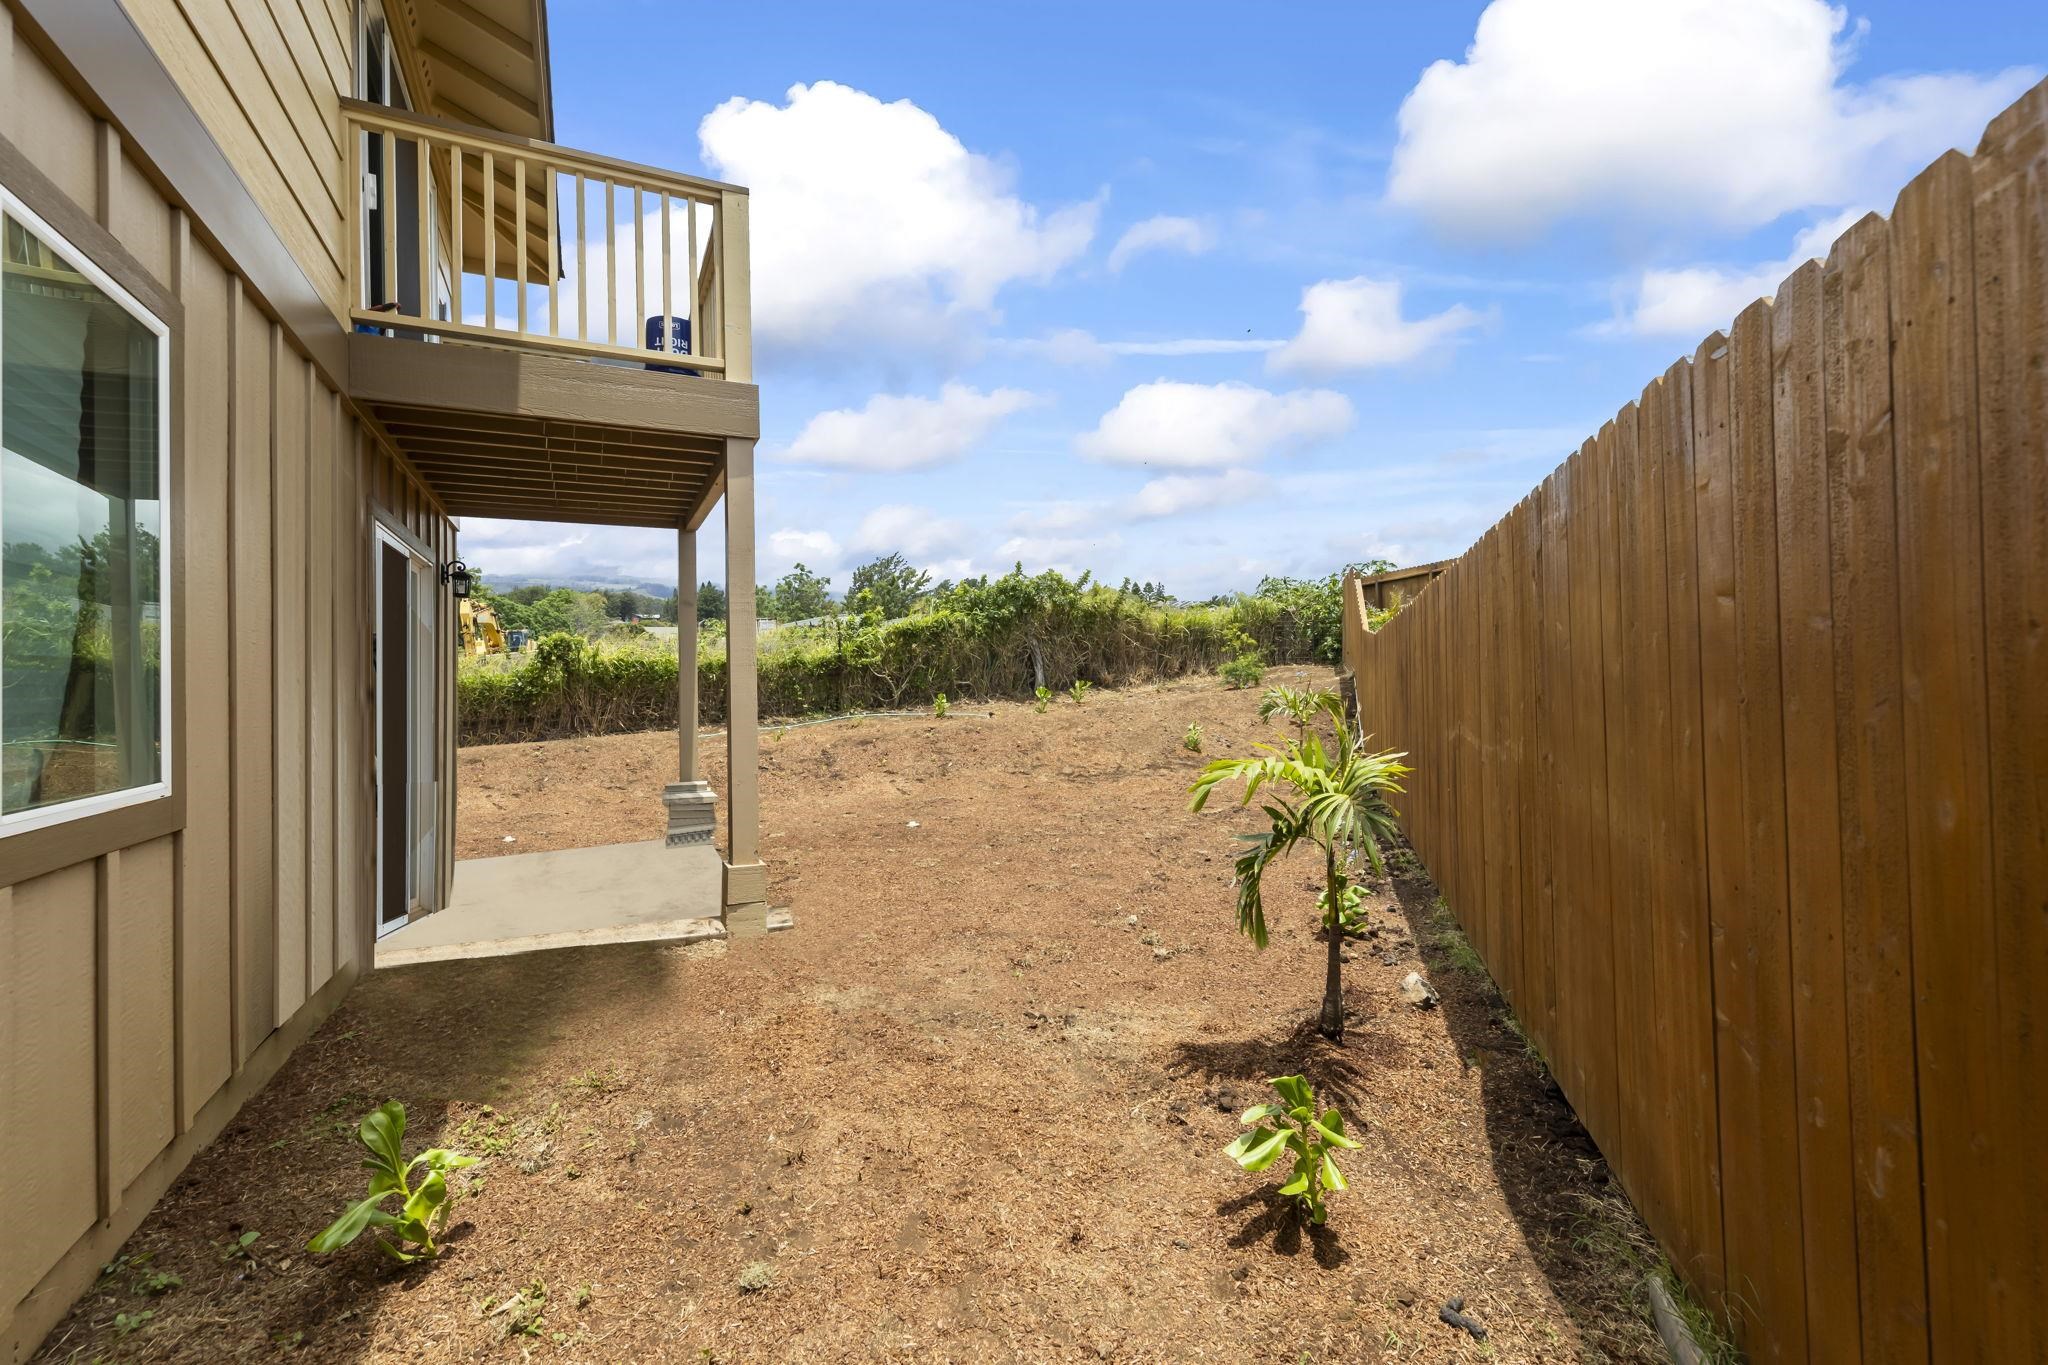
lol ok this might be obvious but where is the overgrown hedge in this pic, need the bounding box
[457,567,1361,744]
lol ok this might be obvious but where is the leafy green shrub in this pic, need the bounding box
[457,564,1410,743]
[1182,722,1203,753]
[1033,685,1052,714]
[932,693,949,719]
[1067,679,1092,704]
[1224,1075,1361,1225]
[308,1101,477,1263]
[1221,652,1264,689]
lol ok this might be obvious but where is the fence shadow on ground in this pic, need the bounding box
[1380,857,1659,1356]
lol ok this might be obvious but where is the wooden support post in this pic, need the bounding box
[661,527,715,851]
[722,438,767,933]
[677,528,700,782]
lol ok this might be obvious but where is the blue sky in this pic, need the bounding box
[460,0,2041,599]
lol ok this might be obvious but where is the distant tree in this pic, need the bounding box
[502,583,551,607]
[764,563,832,621]
[601,588,639,621]
[847,553,931,620]
[696,581,728,622]
[1345,558,1398,578]
[519,588,611,638]
[1117,577,1172,605]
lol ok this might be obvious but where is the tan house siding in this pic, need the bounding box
[0,18,455,1359]
[122,0,351,319]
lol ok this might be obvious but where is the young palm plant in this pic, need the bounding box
[1257,684,1332,742]
[1190,689,1409,1040]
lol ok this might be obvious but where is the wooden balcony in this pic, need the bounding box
[343,97,749,380]
[340,99,756,529]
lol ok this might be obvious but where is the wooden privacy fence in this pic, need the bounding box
[1342,83,2045,1364]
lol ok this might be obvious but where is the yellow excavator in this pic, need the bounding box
[458,597,510,656]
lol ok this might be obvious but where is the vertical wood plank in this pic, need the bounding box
[308,381,337,991]
[272,338,309,1021]
[1631,372,1688,1274]
[1971,84,2048,1365]
[0,870,99,1311]
[1889,150,2001,1360]
[106,838,176,1196]
[1654,354,1728,1308]
[232,285,276,1061]
[1769,259,1863,1346]
[1570,436,1619,1157]
[482,150,496,330]
[448,144,462,325]
[1729,298,1809,1360]
[171,220,234,1127]
[1823,213,1930,1362]
[1604,405,1659,1233]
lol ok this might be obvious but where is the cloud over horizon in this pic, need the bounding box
[1387,0,2037,239]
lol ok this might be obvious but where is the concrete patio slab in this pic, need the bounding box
[376,840,782,967]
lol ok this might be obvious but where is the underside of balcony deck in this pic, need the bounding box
[346,333,758,528]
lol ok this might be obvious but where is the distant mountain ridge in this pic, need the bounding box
[481,571,677,597]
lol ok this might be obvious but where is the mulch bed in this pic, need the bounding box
[36,669,1666,1363]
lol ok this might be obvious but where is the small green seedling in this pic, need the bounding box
[932,693,950,719]
[308,1101,477,1263]
[1224,1074,1360,1226]
[1183,722,1203,753]
[1034,685,1052,714]
[134,1267,182,1297]
[112,1310,154,1339]
[220,1230,261,1263]
[1068,679,1092,704]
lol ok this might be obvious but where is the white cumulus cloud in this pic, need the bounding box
[1106,215,1215,272]
[774,384,1040,472]
[1128,469,1271,520]
[765,528,841,569]
[1602,208,1870,337]
[699,81,1099,351]
[1267,277,1482,377]
[851,504,973,560]
[1387,0,2037,239]
[1076,381,1353,469]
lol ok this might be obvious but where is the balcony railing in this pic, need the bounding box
[343,98,749,381]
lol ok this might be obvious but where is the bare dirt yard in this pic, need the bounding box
[38,670,1670,1364]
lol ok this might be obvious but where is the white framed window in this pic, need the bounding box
[0,183,173,836]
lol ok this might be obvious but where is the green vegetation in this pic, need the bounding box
[1223,1075,1361,1226]
[1033,685,1052,714]
[1067,678,1092,704]
[307,1102,478,1263]
[1220,650,1265,689]
[932,693,949,719]
[847,553,932,620]
[459,565,1399,744]
[1189,689,1410,1039]
[1258,683,1333,740]
[1182,722,1203,753]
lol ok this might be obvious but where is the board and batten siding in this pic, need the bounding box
[121,0,354,320]
[0,16,456,1360]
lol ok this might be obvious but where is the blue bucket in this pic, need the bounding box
[644,315,699,376]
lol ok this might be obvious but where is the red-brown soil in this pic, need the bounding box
[36,669,1665,1363]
